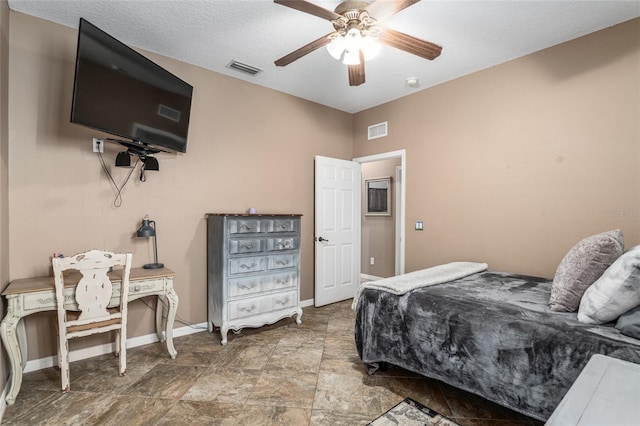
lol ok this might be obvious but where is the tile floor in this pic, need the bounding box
[2,300,543,425]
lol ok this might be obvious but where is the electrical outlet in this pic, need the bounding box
[92,138,104,153]
[370,257,375,265]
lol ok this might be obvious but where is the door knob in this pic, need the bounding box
[317,237,329,242]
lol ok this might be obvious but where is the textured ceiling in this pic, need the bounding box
[8,0,640,113]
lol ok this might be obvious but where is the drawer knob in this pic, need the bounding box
[275,298,289,305]
[276,259,291,266]
[240,262,257,270]
[239,305,256,312]
[238,283,256,290]
[276,240,293,249]
[241,242,256,250]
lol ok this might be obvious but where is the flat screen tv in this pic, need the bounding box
[71,18,193,154]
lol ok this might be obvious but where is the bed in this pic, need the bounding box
[354,268,640,421]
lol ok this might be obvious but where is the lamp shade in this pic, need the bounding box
[136,219,155,237]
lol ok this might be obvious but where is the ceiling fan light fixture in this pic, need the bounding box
[342,27,364,64]
[344,27,362,48]
[361,36,381,60]
[273,0,442,86]
[326,36,345,60]
[343,47,361,65]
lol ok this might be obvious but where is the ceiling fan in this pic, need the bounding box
[273,0,442,87]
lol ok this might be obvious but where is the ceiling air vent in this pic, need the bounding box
[368,121,388,140]
[226,60,262,76]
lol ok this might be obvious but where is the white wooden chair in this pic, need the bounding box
[52,249,133,392]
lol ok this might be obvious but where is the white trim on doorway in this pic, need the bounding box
[395,165,403,275]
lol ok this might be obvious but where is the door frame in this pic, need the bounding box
[353,149,406,276]
[395,165,403,275]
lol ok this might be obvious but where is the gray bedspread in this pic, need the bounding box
[354,270,640,421]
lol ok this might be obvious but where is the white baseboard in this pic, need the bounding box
[23,321,207,373]
[361,273,383,282]
[300,298,314,308]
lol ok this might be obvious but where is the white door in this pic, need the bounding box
[314,156,361,307]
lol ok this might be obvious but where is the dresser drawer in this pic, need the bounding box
[229,238,263,254]
[228,219,261,234]
[229,272,297,297]
[228,290,298,320]
[228,256,267,275]
[266,219,296,233]
[266,237,298,251]
[265,290,298,312]
[268,254,298,270]
[228,275,266,298]
[228,297,264,320]
[269,272,298,291]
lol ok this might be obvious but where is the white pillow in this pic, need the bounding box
[577,245,640,324]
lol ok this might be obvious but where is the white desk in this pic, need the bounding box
[0,267,179,406]
[546,354,640,425]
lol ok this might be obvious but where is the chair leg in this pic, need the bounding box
[59,338,70,392]
[55,320,63,371]
[56,330,62,371]
[115,330,120,357]
[118,329,126,376]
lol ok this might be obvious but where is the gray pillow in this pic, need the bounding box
[616,305,640,339]
[549,229,624,312]
[578,245,640,324]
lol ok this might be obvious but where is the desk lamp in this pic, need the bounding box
[136,216,164,269]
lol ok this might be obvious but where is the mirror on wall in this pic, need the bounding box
[365,177,391,216]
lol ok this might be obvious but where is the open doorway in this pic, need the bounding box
[353,150,406,279]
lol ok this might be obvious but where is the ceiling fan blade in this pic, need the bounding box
[274,0,341,21]
[378,27,442,60]
[365,0,421,21]
[348,52,365,86]
[275,32,335,66]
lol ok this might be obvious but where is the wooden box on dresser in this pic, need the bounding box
[206,213,303,345]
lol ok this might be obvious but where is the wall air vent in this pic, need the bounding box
[368,121,388,140]
[226,60,263,76]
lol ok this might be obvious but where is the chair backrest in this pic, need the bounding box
[52,250,133,329]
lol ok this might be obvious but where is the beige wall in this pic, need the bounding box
[3,10,639,368]
[1,0,10,399]
[361,158,400,278]
[7,12,352,360]
[354,18,640,278]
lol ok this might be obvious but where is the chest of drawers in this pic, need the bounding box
[206,213,303,345]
